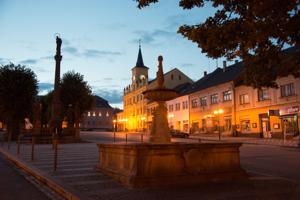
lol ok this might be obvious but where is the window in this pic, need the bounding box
[258,89,270,101]
[168,104,174,112]
[200,96,207,106]
[241,120,251,132]
[93,112,96,117]
[87,112,91,117]
[179,75,182,80]
[106,112,109,117]
[211,94,218,104]
[171,74,174,80]
[280,83,295,97]
[191,99,198,108]
[240,94,250,105]
[99,112,102,117]
[182,101,188,109]
[223,90,232,101]
[175,103,180,111]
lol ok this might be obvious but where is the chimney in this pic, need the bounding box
[223,61,227,72]
[204,71,207,77]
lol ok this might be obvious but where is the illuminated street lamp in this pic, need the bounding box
[213,109,224,140]
[113,119,117,142]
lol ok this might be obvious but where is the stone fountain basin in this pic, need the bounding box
[96,142,247,188]
[143,88,178,102]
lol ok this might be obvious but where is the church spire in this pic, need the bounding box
[135,40,145,68]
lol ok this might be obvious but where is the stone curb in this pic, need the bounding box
[0,146,88,200]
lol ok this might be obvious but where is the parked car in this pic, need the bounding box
[170,130,189,138]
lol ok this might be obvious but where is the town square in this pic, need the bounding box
[0,0,300,199]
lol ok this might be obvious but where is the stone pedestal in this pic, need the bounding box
[96,142,247,188]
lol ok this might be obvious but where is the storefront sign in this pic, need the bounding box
[269,110,280,116]
[279,106,299,116]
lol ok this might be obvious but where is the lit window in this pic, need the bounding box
[87,112,91,117]
[211,94,218,104]
[223,91,232,101]
[106,112,109,117]
[240,94,250,105]
[99,112,102,117]
[191,99,198,108]
[258,89,270,101]
[280,83,295,97]
[200,96,207,106]
[93,112,96,117]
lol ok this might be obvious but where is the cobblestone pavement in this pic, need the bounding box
[1,139,300,200]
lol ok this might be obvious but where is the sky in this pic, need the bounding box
[0,0,232,108]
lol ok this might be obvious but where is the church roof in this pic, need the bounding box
[134,45,148,69]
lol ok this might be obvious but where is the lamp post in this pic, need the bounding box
[113,119,116,142]
[213,109,224,140]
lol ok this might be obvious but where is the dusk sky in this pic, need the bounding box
[0,0,233,108]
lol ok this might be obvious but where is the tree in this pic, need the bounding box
[0,63,38,140]
[135,0,300,88]
[60,71,93,131]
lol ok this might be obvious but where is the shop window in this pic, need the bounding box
[280,83,295,97]
[258,89,270,101]
[225,118,232,131]
[191,99,198,108]
[200,96,207,106]
[223,90,232,101]
[240,94,250,105]
[211,94,218,104]
[241,120,251,132]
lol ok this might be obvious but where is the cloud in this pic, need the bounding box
[181,63,195,68]
[20,59,38,65]
[84,49,123,58]
[38,82,53,94]
[63,46,78,55]
[131,29,176,45]
[93,88,123,104]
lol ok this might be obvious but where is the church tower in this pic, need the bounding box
[131,43,148,86]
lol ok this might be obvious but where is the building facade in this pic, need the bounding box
[81,96,114,131]
[117,45,193,132]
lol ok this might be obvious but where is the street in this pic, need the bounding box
[0,155,49,200]
[81,131,300,183]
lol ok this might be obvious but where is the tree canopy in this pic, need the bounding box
[0,63,38,139]
[135,0,300,88]
[60,71,93,123]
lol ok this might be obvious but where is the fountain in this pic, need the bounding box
[97,56,247,188]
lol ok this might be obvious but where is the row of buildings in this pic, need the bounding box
[116,45,300,138]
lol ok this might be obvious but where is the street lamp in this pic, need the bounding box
[113,119,116,142]
[213,109,224,140]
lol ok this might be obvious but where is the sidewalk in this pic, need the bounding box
[190,134,300,147]
[0,141,300,200]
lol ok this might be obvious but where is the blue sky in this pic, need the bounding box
[0,0,231,108]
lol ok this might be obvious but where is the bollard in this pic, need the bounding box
[53,138,58,171]
[113,132,116,143]
[125,133,128,143]
[17,135,21,154]
[31,137,35,161]
[141,134,143,143]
